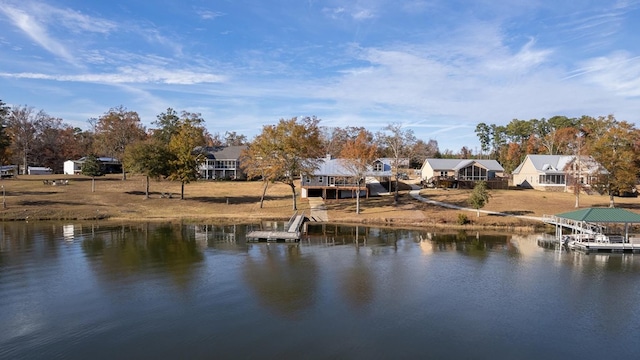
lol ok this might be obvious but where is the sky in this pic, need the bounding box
[1,0,640,152]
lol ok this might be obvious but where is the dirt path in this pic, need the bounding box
[308,197,329,221]
[408,184,544,222]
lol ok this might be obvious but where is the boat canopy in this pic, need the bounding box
[555,208,640,224]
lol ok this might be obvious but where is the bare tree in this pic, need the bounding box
[378,123,416,205]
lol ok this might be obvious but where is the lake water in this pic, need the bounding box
[1,222,640,359]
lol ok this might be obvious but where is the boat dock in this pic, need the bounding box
[247,212,306,242]
[544,208,640,253]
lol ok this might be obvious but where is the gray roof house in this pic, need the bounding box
[512,154,605,191]
[301,156,393,199]
[197,145,247,180]
[420,158,506,188]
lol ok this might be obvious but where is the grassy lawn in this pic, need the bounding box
[1,174,639,232]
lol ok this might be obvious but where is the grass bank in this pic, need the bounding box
[1,175,638,232]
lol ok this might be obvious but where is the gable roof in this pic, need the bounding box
[556,208,640,223]
[199,145,247,160]
[422,159,504,172]
[313,158,392,176]
[514,154,604,175]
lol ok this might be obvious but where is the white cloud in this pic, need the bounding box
[576,52,640,97]
[352,9,375,20]
[0,65,226,85]
[0,4,75,64]
[196,9,225,20]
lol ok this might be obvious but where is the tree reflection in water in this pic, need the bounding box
[243,244,318,318]
[81,223,204,290]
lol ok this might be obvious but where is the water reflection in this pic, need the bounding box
[3,222,640,359]
[243,244,318,318]
[81,223,204,289]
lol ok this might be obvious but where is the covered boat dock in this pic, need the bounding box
[543,208,640,252]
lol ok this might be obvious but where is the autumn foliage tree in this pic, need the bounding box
[124,139,174,199]
[340,129,378,214]
[586,117,639,207]
[168,117,207,200]
[92,106,146,180]
[242,117,324,211]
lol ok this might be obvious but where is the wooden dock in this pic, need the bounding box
[247,213,306,242]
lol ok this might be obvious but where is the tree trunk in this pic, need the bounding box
[260,181,269,208]
[181,181,185,200]
[356,183,361,214]
[122,166,126,180]
[145,175,150,199]
[91,176,95,193]
[289,182,297,211]
[394,174,399,205]
[477,208,480,217]
[609,193,615,208]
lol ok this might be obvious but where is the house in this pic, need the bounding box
[63,157,122,175]
[197,145,247,180]
[300,156,393,199]
[512,154,605,191]
[420,158,506,189]
[0,165,18,178]
[378,157,410,168]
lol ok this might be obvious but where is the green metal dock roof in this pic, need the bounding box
[555,208,640,223]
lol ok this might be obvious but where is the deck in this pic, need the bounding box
[247,213,306,242]
[568,239,640,252]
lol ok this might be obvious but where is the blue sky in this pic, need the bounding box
[1,0,639,152]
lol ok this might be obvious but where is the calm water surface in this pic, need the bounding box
[1,222,639,359]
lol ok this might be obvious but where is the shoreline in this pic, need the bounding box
[1,175,637,233]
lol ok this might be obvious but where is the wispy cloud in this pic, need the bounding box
[352,9,375,20]
[196,9,225,20]
[573,52,640,97]
[0,4,76,64]
[322,5,375,21]
[0,65,226,85]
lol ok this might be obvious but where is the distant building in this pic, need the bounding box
[63,157,122,175]
[300,155,393,199]
[0,165,18,178]
[27,166,53,175]
[420,158,506,189]
[512,154,605,191]
[197,145,247,180]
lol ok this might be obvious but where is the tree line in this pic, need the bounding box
[476,115,640,206]
[2,98,637,209]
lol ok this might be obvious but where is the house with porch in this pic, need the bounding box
[420,158,506,189]
[197,145,247,180]
[300,156,393,199]
[512,154,605,191]
[1,165,17,178]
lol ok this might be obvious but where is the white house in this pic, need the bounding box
[512,154,605,191]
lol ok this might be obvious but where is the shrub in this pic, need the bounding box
[457,213,470,225]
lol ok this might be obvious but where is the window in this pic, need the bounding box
[373,162,383,171]
[539,174,565,185]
